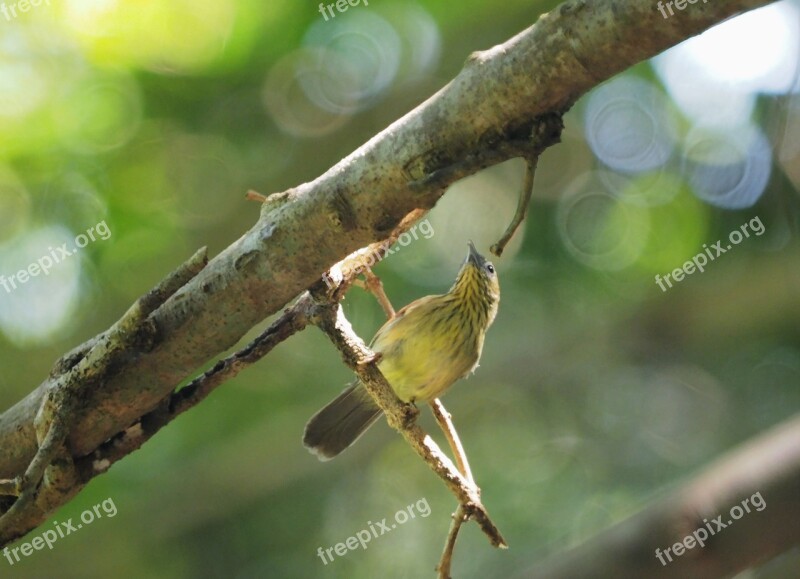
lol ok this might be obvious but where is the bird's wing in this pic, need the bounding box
[369,294,442,349]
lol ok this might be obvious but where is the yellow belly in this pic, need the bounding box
[370,297,483,403]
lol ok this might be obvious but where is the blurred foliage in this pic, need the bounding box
[0,0,799,577]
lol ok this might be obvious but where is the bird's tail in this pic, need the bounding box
[303,382,382,460]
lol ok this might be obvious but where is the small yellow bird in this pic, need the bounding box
[304,241,500,460]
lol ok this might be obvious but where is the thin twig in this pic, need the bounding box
[491,156,538,257]
[430,399,474,484]
[430,399,476,578]
[363,268,396,319]
[322,207,427,299]
[438,505,469,579]
[245,190,268,203]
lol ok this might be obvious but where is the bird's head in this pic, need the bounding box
[450,241,500,328]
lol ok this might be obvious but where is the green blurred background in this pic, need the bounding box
[1,0,799,577]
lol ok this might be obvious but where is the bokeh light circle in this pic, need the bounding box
[653,1,800,127]
[682,125,772,209]
[0,225,82,345]
[302,12,401,113]
[599,167,681,207]
[262,48,354,138]
[584,77,677,173]
[53,76,143,154]
[387,3,441,82]
[0,40,49,121]
[557,175,650,271]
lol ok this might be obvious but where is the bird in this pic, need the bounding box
[303,240,500,460]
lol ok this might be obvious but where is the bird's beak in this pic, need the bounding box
[467,240,482,266]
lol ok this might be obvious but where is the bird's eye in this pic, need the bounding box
[486,263,495,274]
